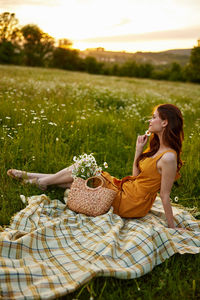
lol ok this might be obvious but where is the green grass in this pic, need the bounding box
[0,65,200,299]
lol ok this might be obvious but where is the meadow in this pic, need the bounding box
[0,64,200,299]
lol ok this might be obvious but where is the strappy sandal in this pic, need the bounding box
[7,169,27,181]
[22,178,47,191]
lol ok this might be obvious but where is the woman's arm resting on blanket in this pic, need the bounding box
[160,195,175,228]
[159,153,177,228]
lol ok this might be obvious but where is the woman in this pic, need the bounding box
[7,104,184,229]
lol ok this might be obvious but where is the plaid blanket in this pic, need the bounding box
[0,194,200,300]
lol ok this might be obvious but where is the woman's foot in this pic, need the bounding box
[23,178,47,191]
[7,169,27,180]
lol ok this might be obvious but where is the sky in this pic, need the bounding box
[1,0,200,53]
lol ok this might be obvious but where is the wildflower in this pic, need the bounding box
[48,122,57,126]
[72,153,108,179]
[174,196,179,203]
[145,130,151,136]
[104,162,108,168]
[56,138,59,142]
[20,195,26,204]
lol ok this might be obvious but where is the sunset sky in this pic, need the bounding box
[1,0,200,52]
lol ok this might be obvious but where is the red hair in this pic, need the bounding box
[137,104,184,172]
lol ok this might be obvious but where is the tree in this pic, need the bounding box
[0,12,23,64]
[138,63,154,78]
[119,61,139,77]
[185,46,200,83]
[21,24,54,66]
[84,56,103,74]
[0,12,22,43]
[111,64,120,76]
[58,38,72,49]
[52,38,88,71]
[168,62,183,81]
[52,47,83,70]
[0,41,15,63]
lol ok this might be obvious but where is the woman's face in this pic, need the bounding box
[148,109,166,134]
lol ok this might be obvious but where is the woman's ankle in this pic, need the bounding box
[38,178,48,187]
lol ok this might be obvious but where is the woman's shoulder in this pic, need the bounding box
[158,151,179,179]
[159,150,177,165]
[152,148,176,160]
[163,149,177,158]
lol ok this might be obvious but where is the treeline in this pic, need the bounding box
[0,12,200,83]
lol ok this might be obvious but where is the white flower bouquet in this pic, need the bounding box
[72,153,108,179]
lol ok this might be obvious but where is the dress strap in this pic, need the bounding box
[155,149,177,161]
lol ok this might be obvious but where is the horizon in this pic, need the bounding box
[1,0,200,53]
[78,47,192,54]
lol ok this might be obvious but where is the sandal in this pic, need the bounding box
[7,169,27,181]
[22,178,47,191]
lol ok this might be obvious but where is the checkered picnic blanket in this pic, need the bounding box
[0,194,200,300]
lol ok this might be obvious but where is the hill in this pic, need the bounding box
[80,48,191,67]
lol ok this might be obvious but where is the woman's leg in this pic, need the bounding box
[36,167,74,188]
[7,164,76,189]
[7,169,51,180]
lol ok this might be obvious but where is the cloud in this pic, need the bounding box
[76,0,93,3]
[114,18,132,27]
[0,0,60,8]
[81,26,200,43]
[175,0,200,8]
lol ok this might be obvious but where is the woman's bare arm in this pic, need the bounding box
[132,134,148,176]
[159,153,177,228]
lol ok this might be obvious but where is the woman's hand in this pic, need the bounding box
[135,134,148,154]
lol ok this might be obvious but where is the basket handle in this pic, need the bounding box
[85,176,104,190]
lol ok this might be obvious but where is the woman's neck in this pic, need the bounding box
[157,132,170,152]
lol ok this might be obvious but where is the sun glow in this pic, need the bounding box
[72,39,196,53]
[1,0,200,52]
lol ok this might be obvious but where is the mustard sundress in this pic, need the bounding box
[101,149,178,218]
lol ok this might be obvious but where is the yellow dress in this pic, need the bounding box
[101,149,178,218]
